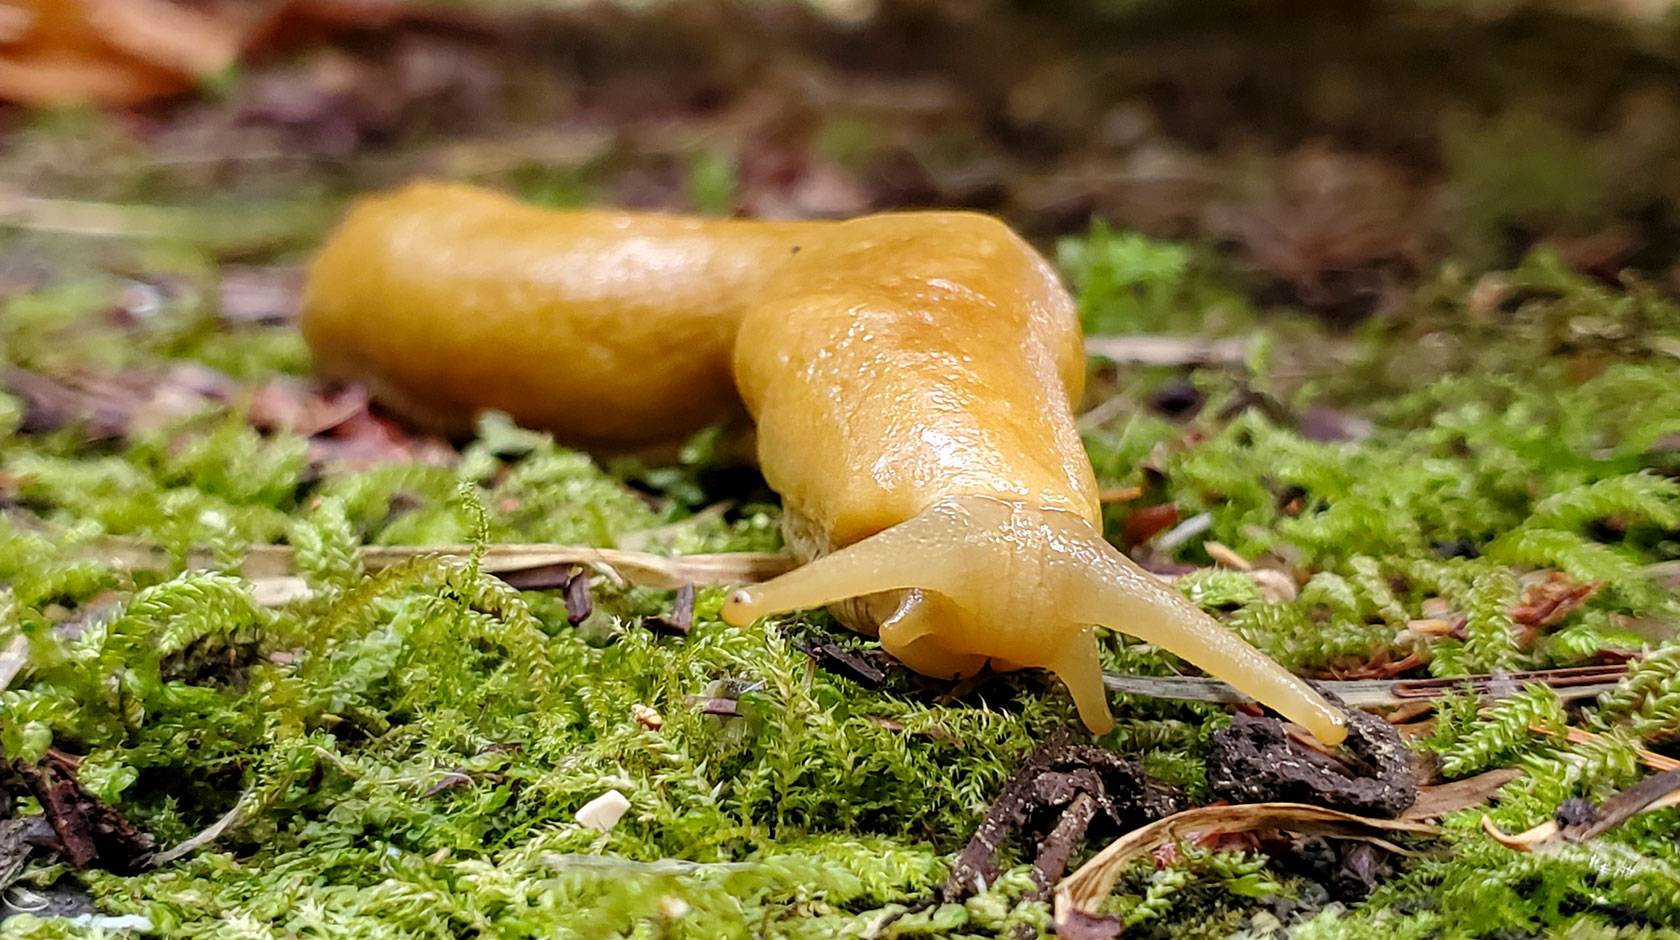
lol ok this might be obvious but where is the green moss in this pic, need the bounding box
[687,150,739,217]
[2,230,1678,937]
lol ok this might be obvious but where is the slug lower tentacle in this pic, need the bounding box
[721,495,1347,743]
[301,181,1348,746]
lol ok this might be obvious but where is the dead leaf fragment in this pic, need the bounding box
[0,0,254,106]
[1055,909,1123,940]
[1249,568,1298,603]
[1123,502,1180,547]
[84,0,243,79]
[217,265,305,325]
[640,582,696,637]
[798,640,890,689]
[1564,767,1680,843]
[13,750,154,872]
[1512,572,1601,644]
[631,704,663,730]
[247,380,368,436]
[1203,540,1253,571]
[1403,768,1521,821]
[420,771,472,799]
[1097,485,1142,505]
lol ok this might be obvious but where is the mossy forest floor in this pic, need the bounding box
[2,1,1680,937]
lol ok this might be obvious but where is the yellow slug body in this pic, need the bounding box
[731,211,1097,545]
[302,182,1348,746]
[302,183,804,448]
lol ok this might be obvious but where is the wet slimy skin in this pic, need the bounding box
[302,182,1348,745]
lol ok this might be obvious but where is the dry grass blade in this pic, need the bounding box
[0,635,30,693]
[86,537,796,590]
[0,193,200,240]
[1098,666,1627,708]
[1481,817,1563,852]
[150,786,255,867]
[1483,768,1680,852]
[1084,335,1251,367]
[363,544,794,589]
[1053,802,1439,927]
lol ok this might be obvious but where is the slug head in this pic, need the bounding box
[723,495,1347,745]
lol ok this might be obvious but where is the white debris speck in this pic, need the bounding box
[575,789,631,833]
[1249,568,1298,603]
[68,913,154,932]
[1154,511,1213,553]
[658,896,690,919]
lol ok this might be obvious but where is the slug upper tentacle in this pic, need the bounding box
[302,181,1349,746]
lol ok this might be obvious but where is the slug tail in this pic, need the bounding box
[1062,533,1348,746]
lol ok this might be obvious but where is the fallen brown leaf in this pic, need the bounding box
[1123,502,1180,547]
[1565,768,1680,842]
[247,380,368,436]
[1249,568,1298,603]
[1555,726,1680,772]
[1402,768,1522,821]
[1512,572,1601,644]
[0,0,496,107]
[563,567,593,624]
[1481,814,1558,851]
[0,815,55,894]
[1326,650,1428,681]
[1204,145,1423,319]
[85,0,244,79]
[1407,618,1460,637]
[218,266,305,325]
[1056,908,1123,940]
[13,749,154,872]
[1054,802,1438,928]
[0,0,215,106]
[306,409,455,469]
[0,364,235,439]
[1296,405,1376,443]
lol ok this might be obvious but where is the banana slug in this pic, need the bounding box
[301,182,1348,745]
